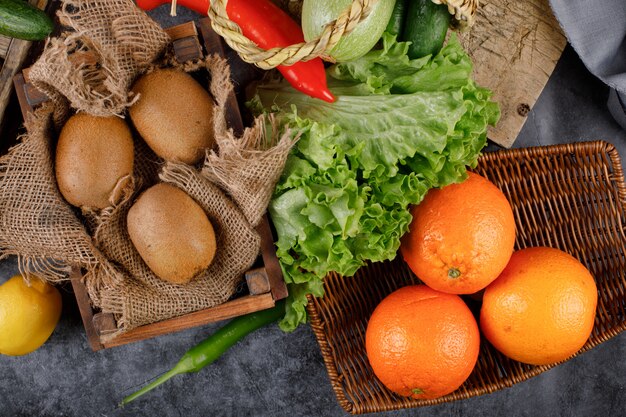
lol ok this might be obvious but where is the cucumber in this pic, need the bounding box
[0,0,53,41]
[401,0,450,59]
[385,0,408,36]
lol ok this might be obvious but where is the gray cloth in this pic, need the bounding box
[550,0,626,130]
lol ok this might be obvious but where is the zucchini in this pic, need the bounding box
[0,0,53,41]
[385,0,408,36]
[401,0,450,59]
[302,0,396,62]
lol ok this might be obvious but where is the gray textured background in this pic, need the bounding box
[1,6,626,417]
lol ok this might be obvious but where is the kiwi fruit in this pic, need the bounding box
[127,183,217,285]
[55,113,134,210]
[129,69,215,164]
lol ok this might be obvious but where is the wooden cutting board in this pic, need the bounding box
[461,0,567,147]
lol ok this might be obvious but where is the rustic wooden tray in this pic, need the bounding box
[307,141,626,414]
[11,18,288,351]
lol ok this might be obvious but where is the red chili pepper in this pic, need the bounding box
[137,0,336,102]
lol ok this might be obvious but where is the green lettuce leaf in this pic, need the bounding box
[253,34,500,332]
[329,32,474,95]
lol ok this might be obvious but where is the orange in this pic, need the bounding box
[400,171,516,294]
[480,247,598,365]
[365,285,480,400]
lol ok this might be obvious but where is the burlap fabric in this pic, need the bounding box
[0,0,294,332]
[28,0,169,118]
[0,103,105,282]
[91,161,261,330]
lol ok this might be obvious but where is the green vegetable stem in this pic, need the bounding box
[121,300,286,406]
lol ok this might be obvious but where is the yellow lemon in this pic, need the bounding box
[0,275,62,356]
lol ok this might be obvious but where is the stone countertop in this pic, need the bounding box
[1,6,626,417]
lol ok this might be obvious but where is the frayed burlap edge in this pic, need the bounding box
[28,0,170,117]
[0,103,105,283]
[203,114,298,227]
[200,55,299,227]
[94,161,262,334]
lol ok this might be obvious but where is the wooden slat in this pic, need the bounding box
[69,268,105,351]
[12,73,34,117]
[245,267,272,295]
[92,312,117,336]
[0,0,48,125]
[13,73,49,116]
[0,36,33,123]
[22,67,31,82]
[164,21,198,41]
[23,78,48,107]
[0,36,12,59]
[257,215,288,301]
[165,21,203,62]
[461,0,567,147]
[172,36,203,62]
[198,17,244,137]
[100,293,276,349]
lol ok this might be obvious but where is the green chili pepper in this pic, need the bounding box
[121,300,286,406]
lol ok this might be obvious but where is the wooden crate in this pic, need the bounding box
[0,0,50,137]
[11,18,288,351]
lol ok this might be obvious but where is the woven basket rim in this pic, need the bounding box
[207,0,478,70]
[306,140,626,414]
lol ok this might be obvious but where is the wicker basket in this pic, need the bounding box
[307,141,626,414]
[207,0,477,69]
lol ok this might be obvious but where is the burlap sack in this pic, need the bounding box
[203,83,295,227]
[0,103,103,282]
[0,0,295,332]
[92,162,261,330]
[28,0,170,118]
[87,56,293,330]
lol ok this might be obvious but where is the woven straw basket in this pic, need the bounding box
[306,141,626,414]
[207,0,478,69]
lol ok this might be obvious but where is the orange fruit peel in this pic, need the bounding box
[480,247,597,365]
[401,172,516,294]
[365,285,480,400]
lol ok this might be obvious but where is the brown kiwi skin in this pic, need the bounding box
[55,113,134,210]
[129,69,215,165]
[127,183,217,285]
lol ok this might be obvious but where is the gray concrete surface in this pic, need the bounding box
[1,6,626,417]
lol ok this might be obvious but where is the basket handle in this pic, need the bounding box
[208,0,380,69]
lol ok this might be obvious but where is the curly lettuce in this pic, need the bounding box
[252,34,500,331]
